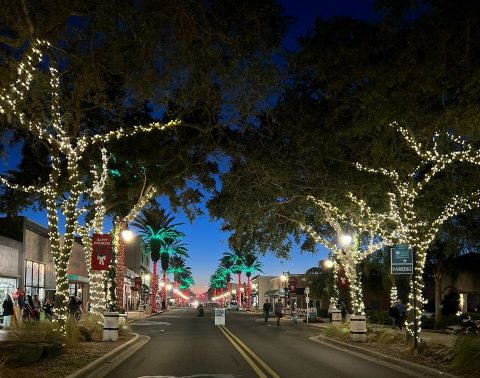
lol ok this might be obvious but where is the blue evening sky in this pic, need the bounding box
[5,1,377,294]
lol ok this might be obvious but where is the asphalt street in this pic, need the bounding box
[105,307,418,378]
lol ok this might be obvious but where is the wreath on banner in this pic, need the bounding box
[337,266,349,288]
[95,244,110,266]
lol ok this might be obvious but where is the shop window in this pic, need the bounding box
[25,259,45,301]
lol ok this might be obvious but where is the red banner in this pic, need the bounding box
[337,266,349,288]
[134,277,142,290]
[288,277,297,293]
[91,234,112,270]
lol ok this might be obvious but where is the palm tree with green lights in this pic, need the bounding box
[225,246,246,308]
[217,255,235,304]
[131,205,183,312]
[160,238,188,308]
[179,271,194,303]
[243,253,263,310]
[209,273,223,302]
[168,256,190,305]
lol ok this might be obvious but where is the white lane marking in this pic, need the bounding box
[133,321,171,326]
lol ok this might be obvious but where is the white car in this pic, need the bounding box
[227,303,239,311]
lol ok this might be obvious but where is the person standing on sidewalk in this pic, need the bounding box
[274,298,284,326]
[2,294,14,329]
[396,298,405,330]
[263,299,271,324]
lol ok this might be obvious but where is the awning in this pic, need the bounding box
[68,274,89,283]
[263,288,285,296]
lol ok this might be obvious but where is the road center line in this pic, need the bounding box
[218,325,280,378]
[217,325,267,378]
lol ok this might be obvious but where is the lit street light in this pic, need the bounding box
[339,234,352,247]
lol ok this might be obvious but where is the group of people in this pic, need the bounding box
[1,293,54,328]
[262,298,285,326]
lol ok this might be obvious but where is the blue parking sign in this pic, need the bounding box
[391,244,413,275]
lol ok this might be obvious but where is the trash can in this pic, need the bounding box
[350,315,367,342]
[103,312,119,341]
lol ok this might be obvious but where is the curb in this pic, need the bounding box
[67,333,150,378]
[310,334,458,378]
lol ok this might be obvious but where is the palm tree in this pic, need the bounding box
[131,205,183,312]
[214,267,228,303]
[167,255,187,305]
[225,246,246,308]
[179,271,194,305]
[218,256,235,303]
[209,273,223,301]
[160,238,188,308]
[243,253,263,310]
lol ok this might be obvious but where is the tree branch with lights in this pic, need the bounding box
[355,121,480,341]
[291,196,393,316]
[0,40,179,326]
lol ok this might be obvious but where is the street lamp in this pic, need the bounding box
[339,234,352,247]
[122,228,135,243]
[281,271,290,312]
[322,259,334,269]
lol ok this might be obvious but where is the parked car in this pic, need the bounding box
[227,303,239,311]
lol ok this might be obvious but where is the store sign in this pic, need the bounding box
[91,234,112,271]
[288,277,297,293]
[391,244,413,275]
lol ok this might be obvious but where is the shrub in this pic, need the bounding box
[365,310,389,325]
[450,334,480,373]
[77,314,103,341]
[323,325,350,342]
[371,329,406,345]
[8,320,64,344]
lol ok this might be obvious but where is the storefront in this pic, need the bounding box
[0,235,22,304]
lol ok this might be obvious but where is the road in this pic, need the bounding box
[105,307,419,378]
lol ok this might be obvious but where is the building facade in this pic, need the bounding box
[0,217,89,311]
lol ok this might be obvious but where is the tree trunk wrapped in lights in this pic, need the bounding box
[0,41,179,326]
[354,122,480,341]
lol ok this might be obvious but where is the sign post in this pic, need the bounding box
[305,286,310,324]
[214,307,226,325]
[392,244,417,353]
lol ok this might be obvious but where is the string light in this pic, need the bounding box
[354,121,480,341]
[0,40,180,327]
[297,194,394,315]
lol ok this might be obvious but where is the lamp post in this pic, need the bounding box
[281,271,290,314]
[251,283,258,310]
[305,286,310,324]
[116,221,135,311]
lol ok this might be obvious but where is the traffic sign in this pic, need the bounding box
[391,244,413,275]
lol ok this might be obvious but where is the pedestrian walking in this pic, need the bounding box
[23,295,35,320]
[389,303,399,329]
[263,299,271,324]
[396,298,405,330]
[274,298,284,326]
[43,298,54,321]
[2,294,14,329]
[328,301,336,322]
[340,301,348,320]
[32,294,41,320]
[67,296,80,321]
